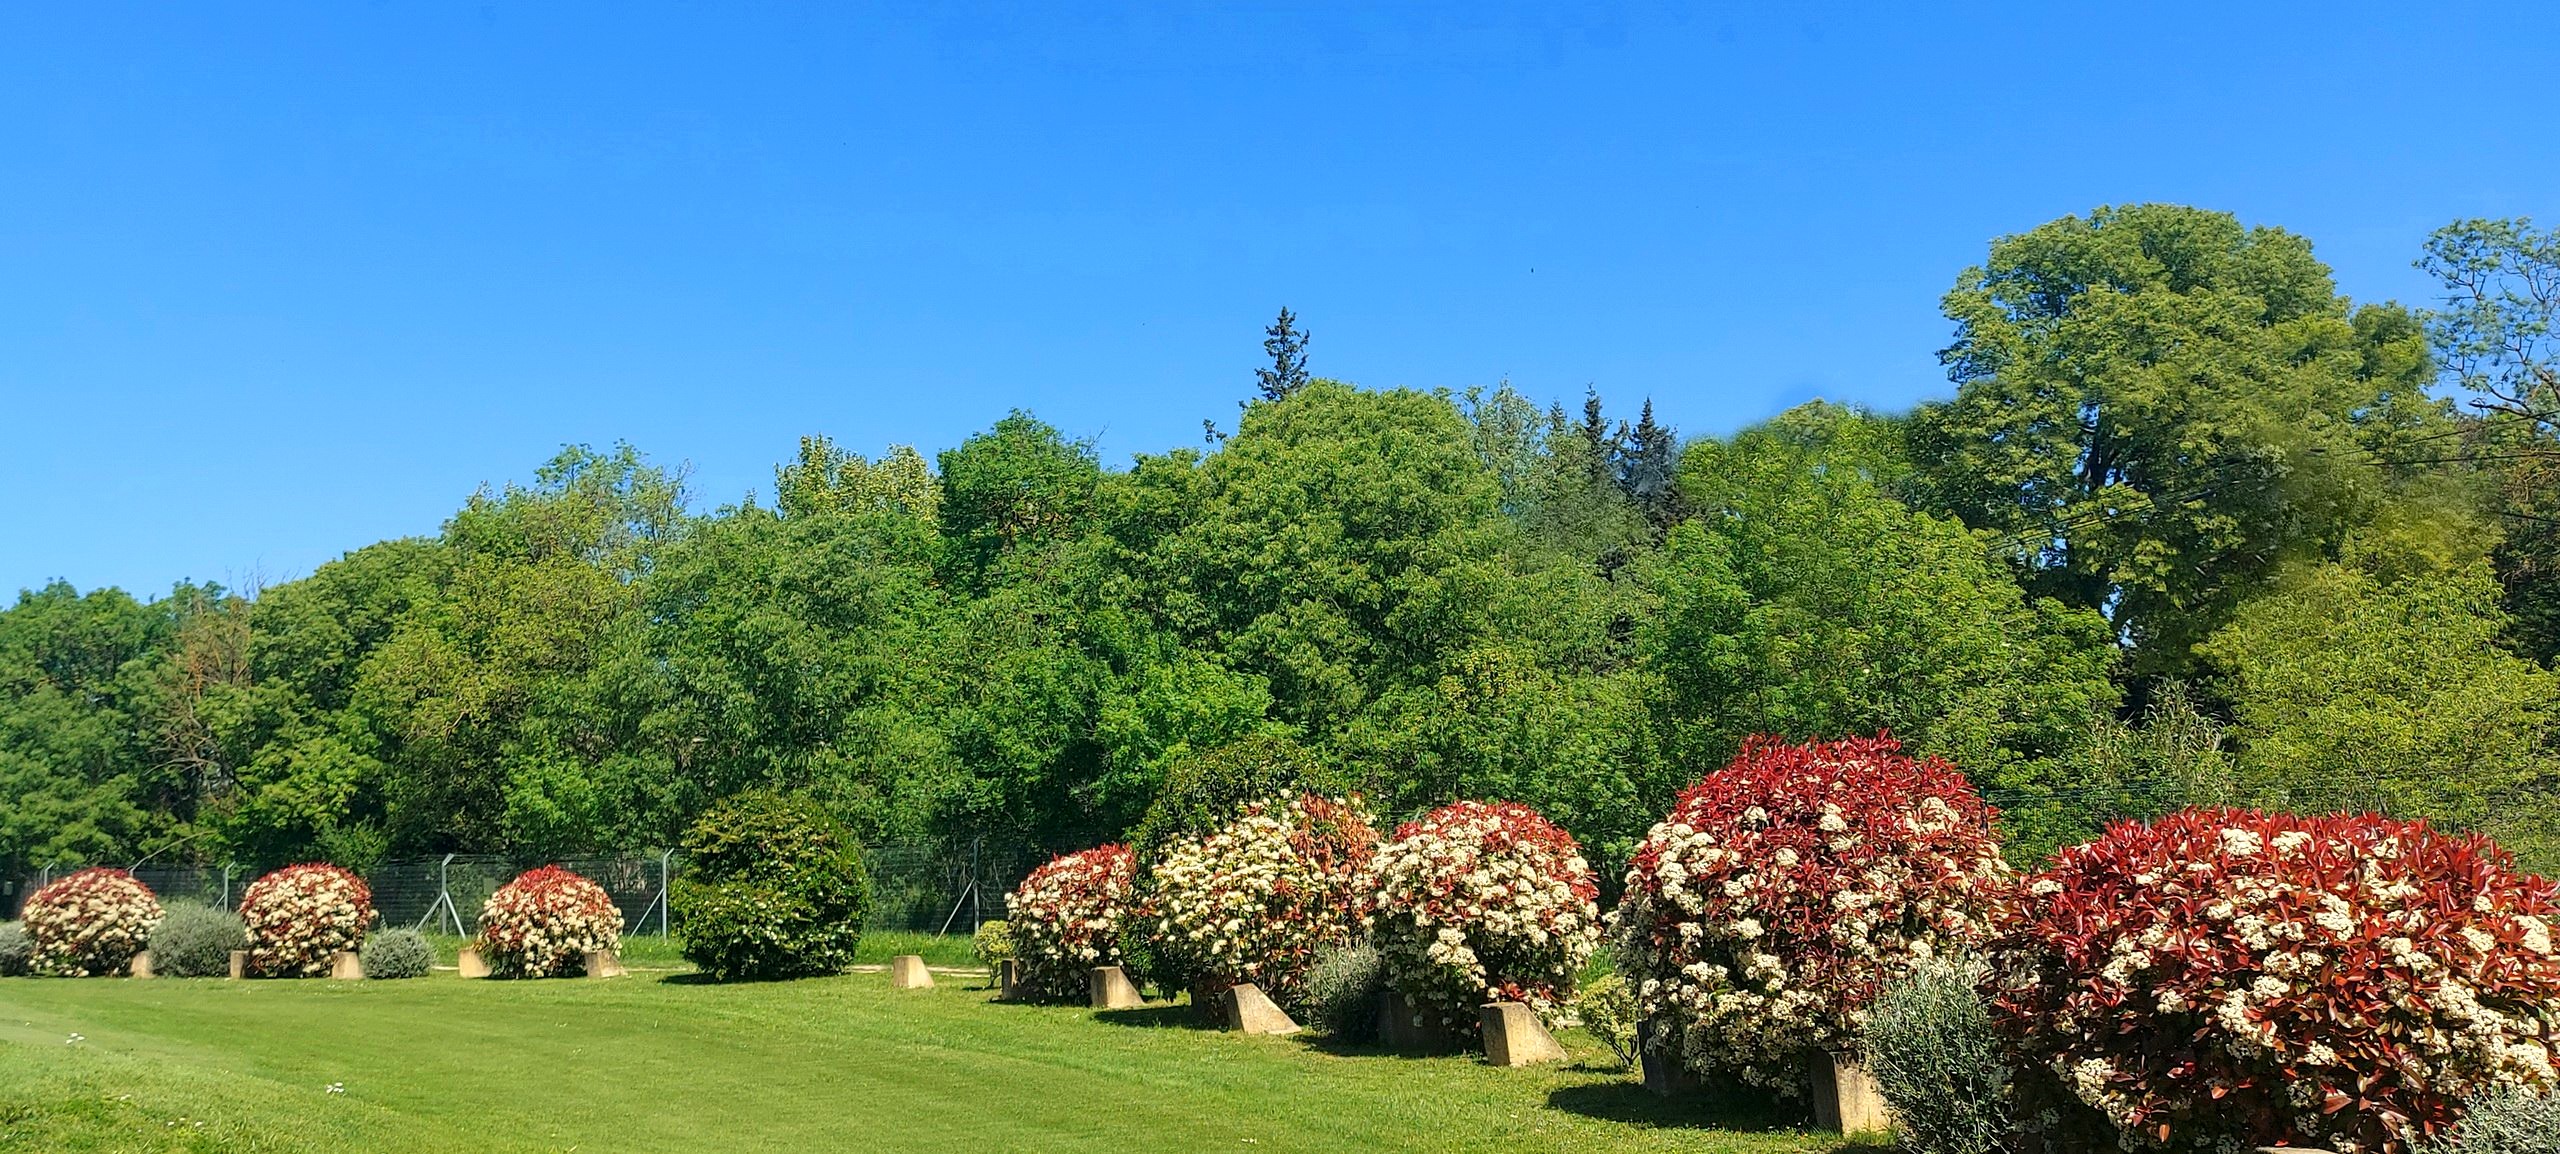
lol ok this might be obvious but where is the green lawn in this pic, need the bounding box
[0,959,1862,1154]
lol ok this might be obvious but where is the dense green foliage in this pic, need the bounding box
[5,203,2556,882]
[672,790,872,981]
[0,922,27,976]
[1304,939,1385,1042]
[1863,958,2014,1154]
[147,901,248,978]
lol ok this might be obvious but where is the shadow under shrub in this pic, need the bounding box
[149,901,249,978]
[673,790,871,982]
[361,928,436,979]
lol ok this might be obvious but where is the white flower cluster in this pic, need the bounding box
[1005,844,1135,1001]
[1613,779,2009,1097]
[240,864,376,977]
[21,868,164,976]
[1148,793,1376,1011]
[478,867,624,979]
[1367,801,1599,1034]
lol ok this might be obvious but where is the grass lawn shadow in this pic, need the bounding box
[1091,1004,1212,1030]
[1544,1080,1811,1134]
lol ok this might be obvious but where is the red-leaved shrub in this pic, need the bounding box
[20,868,163,976]
[239,863,375,977]
[478,865,624,978]
[1005,844,1136,1001]
[1612,734,2012,1095]
[1370,801,1600,1035]
[1988,808,2560,1154]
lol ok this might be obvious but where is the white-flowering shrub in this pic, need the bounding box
[1004,845,1134,1002]
[239,863,375,977]
[21,868,163,976]
[1149,793,1379,1013]
[478,866,624,979]
[1369,800,1599,1036]
[1612,735,2012,1096]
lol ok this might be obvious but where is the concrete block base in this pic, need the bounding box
[130,950,154,979]
[1089,965,1143,1009]
[1640,1018,1698,1097]
[228,949,247,980]
[1222,982,1300,1035]
[1479,1001,1568,1067]
[330,950,364,981]
[457,945,490,979]
[584,949,627,979]
[998,959,1021,1000]
[890,954,934,989]
[1808,1050,1892,1134]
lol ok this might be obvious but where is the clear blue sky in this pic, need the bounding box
[3,3,2550,598]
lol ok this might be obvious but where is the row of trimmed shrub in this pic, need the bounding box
[4,857,629,981]
[994,733,2559,1154]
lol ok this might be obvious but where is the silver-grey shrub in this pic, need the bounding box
[0,922,28,976]
[1863,956,2015,1154]
[361,928,436,980]
[1305,940,1383,1042]
[149,901,249,977]
[2415,1087,2560,1154]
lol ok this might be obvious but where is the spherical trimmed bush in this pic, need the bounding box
[1988,808,2560,1154]
[1370,800,1599,1036]
[21,868,163,976]
[361,928,436,980]
[1612,734,2011,1096]
[148,901,248,978]
[673,790,871,982]
[1148,792,1378,1013]
[478,865,623,979]
[1,921,35,976]
[1004,845,1135,1001]
[239,863,375,977]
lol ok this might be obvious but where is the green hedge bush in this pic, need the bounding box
[1305,940,1383,1042]
[673,790,871,982]
[1864,957,2015,1154]
[148,901,248,978]
[2416,1087,2560,1154]
[361,928,436,979]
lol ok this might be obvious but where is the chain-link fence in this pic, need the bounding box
[9,839,1035,936]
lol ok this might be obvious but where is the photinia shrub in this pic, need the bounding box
[478,865,625,979]
[1612,734,2011,1096]
[1987,808,2560,1154]
[1369,800,1600,1036]
[239,863,375,977]
[1004,844,1135,1002]
[1149,792,1379,1013]
[21,868,163,976]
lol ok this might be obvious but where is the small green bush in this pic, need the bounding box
[972,919,1014,969]
[673,790,872,982]
[2416,1087,2560,1154]
[1568,973,1638,1068]
[0,922,28,976]
[1304,940,1383,1042]
[361,928,436,980]
[1864,957,2015,1154]
[148,901,248,978]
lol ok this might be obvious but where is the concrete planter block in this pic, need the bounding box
[584,949,627,979]
[1808,1050,1892,1134]
[1639,1017,1698,1098]
[1378,989,1462,1053]
[330,950,364,981]
[1478,1001,1567,1067]
[890,954,934,989]
[1089,965,1143,1010]
[997,959,1021,1000]
[228,950,247,980]
[1221,982,1300,1036]
[457,945,490,979]
[130,950,155,979]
